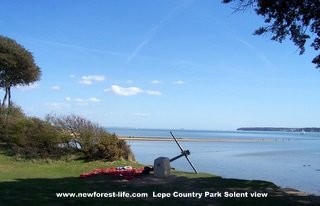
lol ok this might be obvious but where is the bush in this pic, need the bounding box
[46,114,135,161]
[9,117,72,158]
[1,107,134,161]
[85,133,134,161]
[0,105,73,158]
[0,105,25,142]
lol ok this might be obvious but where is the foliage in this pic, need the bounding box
[9,117,71,158]
[0,104,25,142]
[0,105,72,158]
[1,106,134,161]
[0,35,41,106]
[46,114,135,161]
[223,0,320,68]
[85,133,135,161]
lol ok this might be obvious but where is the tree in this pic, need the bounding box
[223,0,320,68]
[0,35,41,106]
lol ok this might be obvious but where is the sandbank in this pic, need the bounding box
[119,136,285,143]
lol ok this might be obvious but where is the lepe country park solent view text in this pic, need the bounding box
[0,1,320,206]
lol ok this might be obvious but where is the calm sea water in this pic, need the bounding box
[108,128,320,195]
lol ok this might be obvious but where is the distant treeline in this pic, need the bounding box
[237,127,320,132]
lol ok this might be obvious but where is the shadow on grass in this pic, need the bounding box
[0,174,319,206]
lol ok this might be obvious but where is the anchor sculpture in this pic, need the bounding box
[169,131,198,173]
[153,131,198,178]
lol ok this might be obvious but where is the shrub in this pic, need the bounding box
[1,107,134,161]
[85,133,135,161]
[9,117,72,158]
[0,105,73,158]
[46,114,135,161]
[0,104,25,142]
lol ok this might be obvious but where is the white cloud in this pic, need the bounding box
[173,80,184,84]
[16,83,38,91]
[145,90,162,96]
[79,75,105,85]
[66,97,71,101]
[151,80,162,84]
[44,102,70,110]
[88,97,100,102]
[105,85,162,96]
[79,79,92,85]
[105,85,143,96]
[75,97,100,104]
[70,74,75,78]
[84,75,105,81]
[51,85,60,90]
[75,98,84,102]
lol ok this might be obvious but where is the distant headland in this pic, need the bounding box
[237,127,320,132]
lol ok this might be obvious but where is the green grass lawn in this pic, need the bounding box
[0,147,319,206]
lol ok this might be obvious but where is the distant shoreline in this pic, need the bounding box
[119,136,285,143]
[237,127,320,132]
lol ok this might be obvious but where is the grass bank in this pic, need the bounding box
[0,146,319,206]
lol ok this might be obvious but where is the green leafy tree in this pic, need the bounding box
[0,35,41,106]
[223,0,320,68]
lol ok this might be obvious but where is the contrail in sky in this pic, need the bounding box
[223,31,273,66]
[127,0,196,64]
[36,39,128,57]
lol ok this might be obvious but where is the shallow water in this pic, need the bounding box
[108,128,320,195]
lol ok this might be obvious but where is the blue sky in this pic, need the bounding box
[1,0,320,130]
